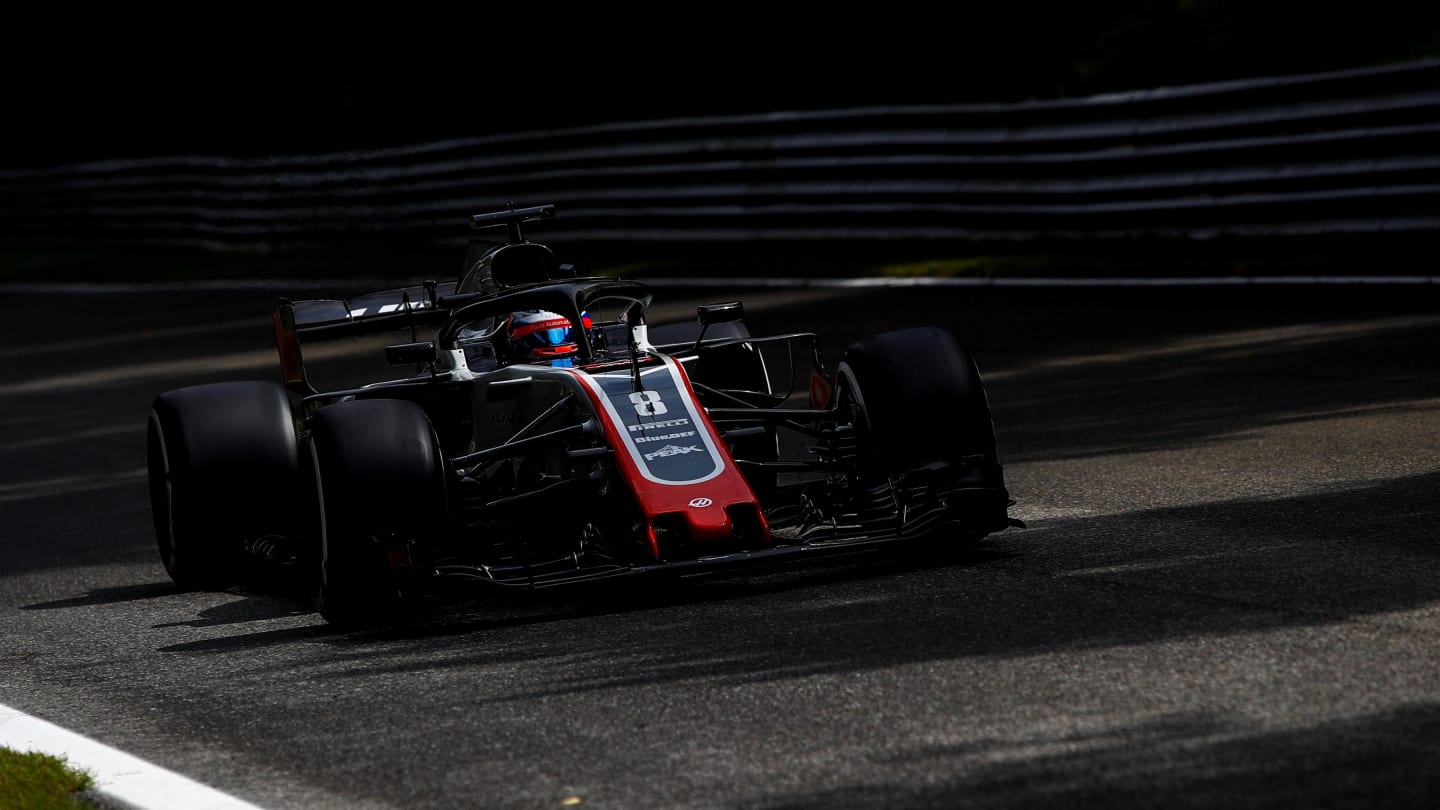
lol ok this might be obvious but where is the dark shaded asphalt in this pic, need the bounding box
[2,281,1439,809]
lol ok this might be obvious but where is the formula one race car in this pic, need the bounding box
[146,205,1018,627]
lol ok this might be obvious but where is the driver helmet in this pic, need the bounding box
[506,309,591,367]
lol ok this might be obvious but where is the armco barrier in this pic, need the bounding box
[1,59,1437,248]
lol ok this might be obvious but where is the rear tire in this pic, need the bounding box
[305,398,447,629]
[147,381,298,589]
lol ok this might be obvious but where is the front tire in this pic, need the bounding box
[837,326,1000,472]
[837,326,1009,538]
[147,381,298,589]
[305,398,447,629]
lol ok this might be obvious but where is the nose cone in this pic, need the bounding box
[681,499,734,544]
[650,500,770,560]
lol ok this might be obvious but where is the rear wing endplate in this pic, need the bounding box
[272,280,457,395]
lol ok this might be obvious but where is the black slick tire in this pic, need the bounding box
[305,398,447,629]
[147,381,298,589]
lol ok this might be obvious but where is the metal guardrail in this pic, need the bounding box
[2,59,1437,247]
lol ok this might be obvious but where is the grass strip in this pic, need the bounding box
[0,746,96,809]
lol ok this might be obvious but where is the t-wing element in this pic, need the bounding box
[471,204,556,245]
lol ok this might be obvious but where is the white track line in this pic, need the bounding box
[644,275,1440,288]
[3,275,1439,295]
[0,703,267,810]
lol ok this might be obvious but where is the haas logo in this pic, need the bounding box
[688,498,713,508]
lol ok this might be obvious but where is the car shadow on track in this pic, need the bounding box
[140,466,1440,677]
[226,469,1440,701]
[748,701,1440,810]
[20,582,176,610]
[149,540,1019,653]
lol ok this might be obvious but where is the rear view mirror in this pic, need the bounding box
[697,301,744,326]
[694,301,745,350]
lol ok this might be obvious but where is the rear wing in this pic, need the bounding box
[272,280,457,395]
[286,281,458,338]
[272,276,655,396]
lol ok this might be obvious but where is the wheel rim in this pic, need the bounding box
[308,440,334,611]
[147,411,179,574]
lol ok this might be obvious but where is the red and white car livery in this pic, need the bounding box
[145,205,1018,627]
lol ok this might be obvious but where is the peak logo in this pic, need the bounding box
[642,444,703,461]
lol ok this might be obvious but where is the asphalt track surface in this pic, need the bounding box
[3,281,1440,809]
